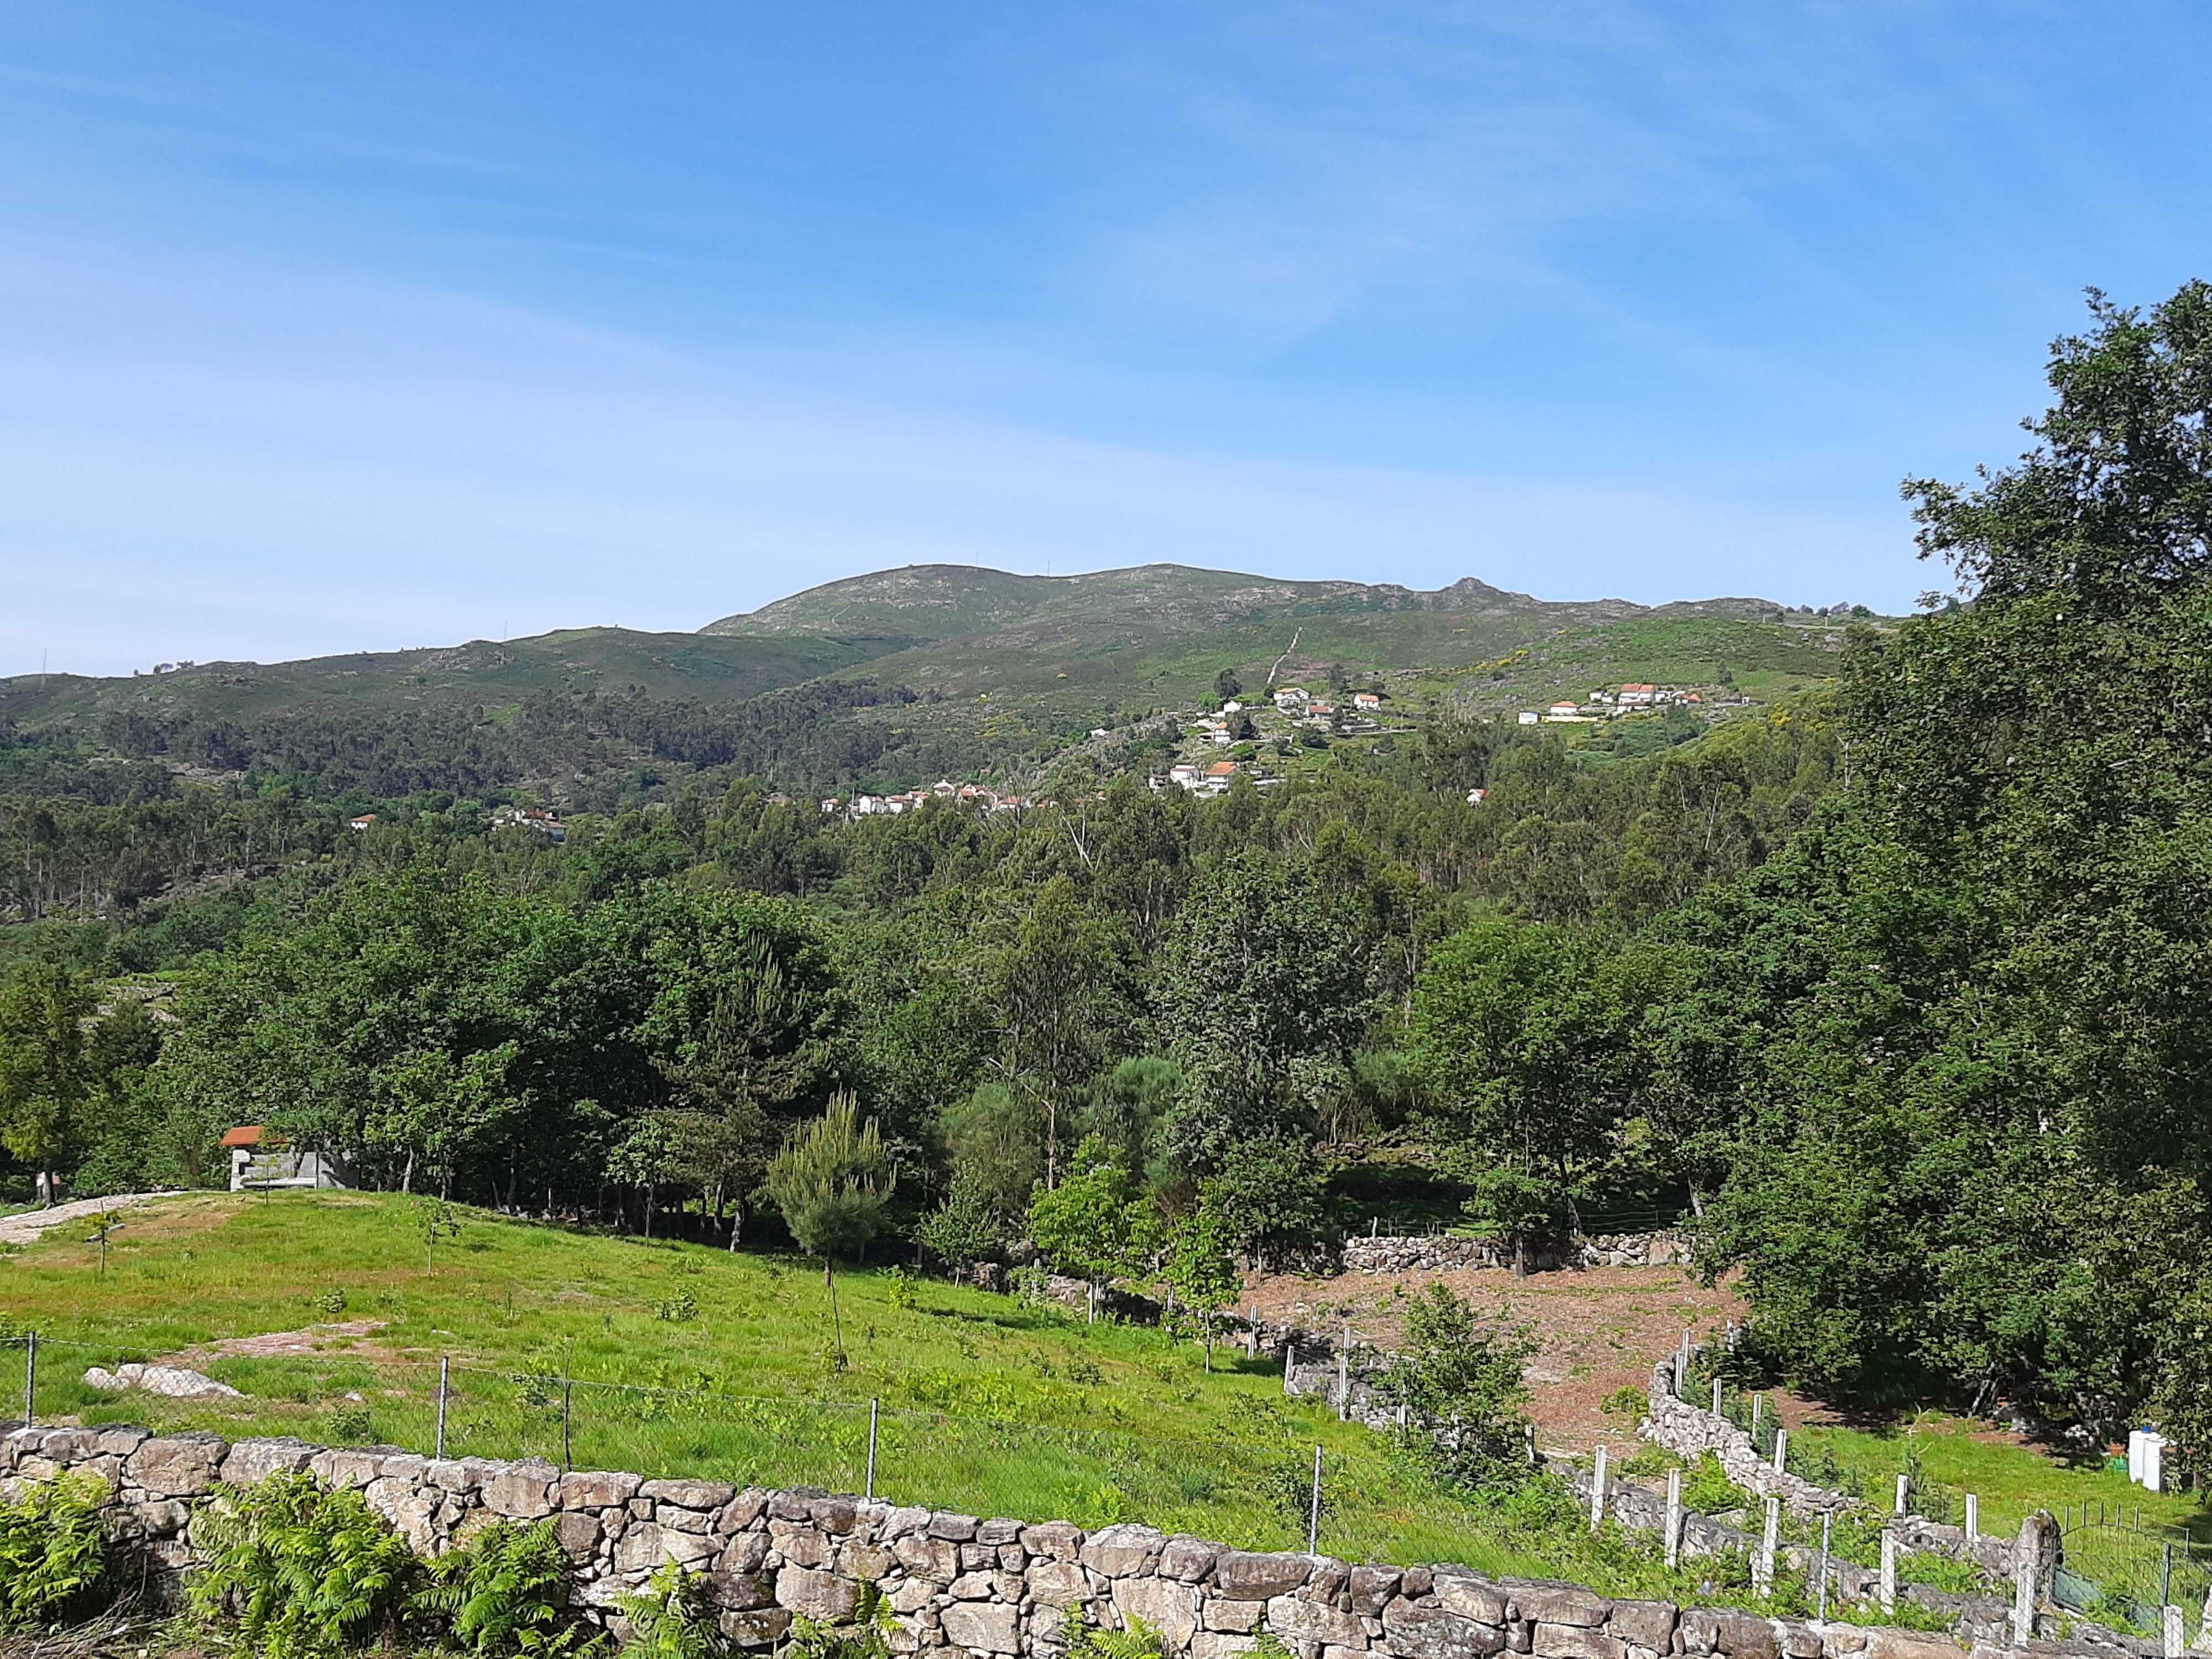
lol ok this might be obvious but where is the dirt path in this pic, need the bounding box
[1242,1260,1746,1459]
[0,1191,180,1247]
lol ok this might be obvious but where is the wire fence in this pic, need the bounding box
[2054,1505,2212,1634]
[2,1332,1499,1568]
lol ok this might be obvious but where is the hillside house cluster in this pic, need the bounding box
[1526,684,1707,724]
[826,781,1034,818]
[1157,759,1245,797]
[491,806,567,842]
[1268,682,1386,732]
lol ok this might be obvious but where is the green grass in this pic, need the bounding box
[0,1192,1557,1577]
[0,1192,2033,1630]
[1785,1414,2206,1541]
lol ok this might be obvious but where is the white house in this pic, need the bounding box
[224,1126,348,1192]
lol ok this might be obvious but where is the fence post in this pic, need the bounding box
[1307,1446,1323,1556]
[1755,1496,1780,1596]
[1773,1426,1788,1475]
[1672,1350,1686,1399]
[1817,1511,1833,1623]
[2162,1542,2174,1610]
[1664,1469,1683,1568]
[1965,1494,1979,1540]
[2164,1604,2184,1659]
[2195,1580,2212,1652]
[2014,1512,2059,1646]
[1895,1472,1908,1514]
[1712,1378,1722,1417]
[436,1355,450,1460]
[1751,1394,1762,1440]
[867,1399,880,1501]
[1590,1444,1609,1533]
[1246,1310,1259,1360]
[1336,1337,1349,1421]
[1880,1528,1898,1611]
[22,1332,34,1428]
[1284,1341,1296,1396]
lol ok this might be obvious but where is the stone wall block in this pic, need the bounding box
[126,1435,226,1498]
[1534,1624,1622,1659]
[1267,1592,1366,1648]
[721,1607,794,1647]
[941,1599,1021,1653]
[975,1517,1023,1546]
[1027,1558,1091,1608]
[1381,1598,1509,1659]
[1022,1521,1084,1560]
[1430,1572,1506,1626]
[483,1462,558,1519]
[561,1471,642,1510]
[643,1477,735,1511]
[1215,1551,1314,1600]
[1505,1584,1610,1630]
[771,1521,831,1567]
[1082,1524,1166,1578]
[1115,1575,1204,1647]
[776,1563,862,1622]
[220,1437,316,1486]
[1193,1635,1261,1659]
[1604,1603,1677,1651]
[1679,1612,1776,1659]
[929,1512,981,1541]
[1161,1535,1224,1582]
[895,1532,960,1580]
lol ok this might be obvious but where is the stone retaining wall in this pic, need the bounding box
[1338,1234,1691,1276]
[2,1422,2125,1659]
[1639,1363,2012,1579]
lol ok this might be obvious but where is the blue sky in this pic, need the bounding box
[5,2,2210,676]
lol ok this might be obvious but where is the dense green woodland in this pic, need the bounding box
[7,285,2212,1457]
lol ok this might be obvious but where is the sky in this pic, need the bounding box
[5,2,2211,677]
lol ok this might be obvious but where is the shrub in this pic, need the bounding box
[614,1560,724,1659]
[883,1267,918,1312]
[418,1517,598,1656]
[190,1470,419,1658]
[1599,1386,1647,1420]
[1681,1452,1746,1515]
[1061,1607,1165,1659]
[0,1472,110,1629]
[653,1291,699,1323]
[1376,1285,1538,1492]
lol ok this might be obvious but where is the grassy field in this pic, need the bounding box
[0,1190,1621,1584]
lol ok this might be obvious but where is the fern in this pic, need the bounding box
[0,1472,109,1629]
[614,1561,725,1659]
[782,1581,898,1659]
[1061,1607,1166,1659]
[418,1519,602,1656]
[190,1470,419,1659]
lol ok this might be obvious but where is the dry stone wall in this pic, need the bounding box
[1639,1363,2012,1579]
[1,1422,2124,1659]
[1338,1234,1690,1276]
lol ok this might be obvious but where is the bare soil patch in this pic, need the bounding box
[1240,1260,1746,1459]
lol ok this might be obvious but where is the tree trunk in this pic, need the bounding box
[400,1150,416,1194]
[644,1183,655,1239]
[826,1257,847,1370]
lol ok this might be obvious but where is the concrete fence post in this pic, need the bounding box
[1336,1335,1349,1421]
[1755,1496,1780,1596]
[1712,1378,1723,1417]
[2194,1582,2212,1652]
[1590,1444,1609,1532]
[1246,1309,1259,1359]
[1965,1493,1979,1540]
[1817,1511,1833,1623]
[436,1355,450,1461]
[1664,1468,1683,1568]
[1751,1394,1763,1441]
[2013,1511,2060,1646]
[2164,1604,2184,1659]
[1895,1472,1909,1514]
[1879,1528,1898,1612]
[1773,1426,1788,1474]
[1284,1341,1295,1396]
[1307,1445,1323,1555]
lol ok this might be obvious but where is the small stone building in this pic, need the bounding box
[223,1126,348,1192]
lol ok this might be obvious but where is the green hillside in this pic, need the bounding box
[0,563,1865,795]
[0,627,896,728]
